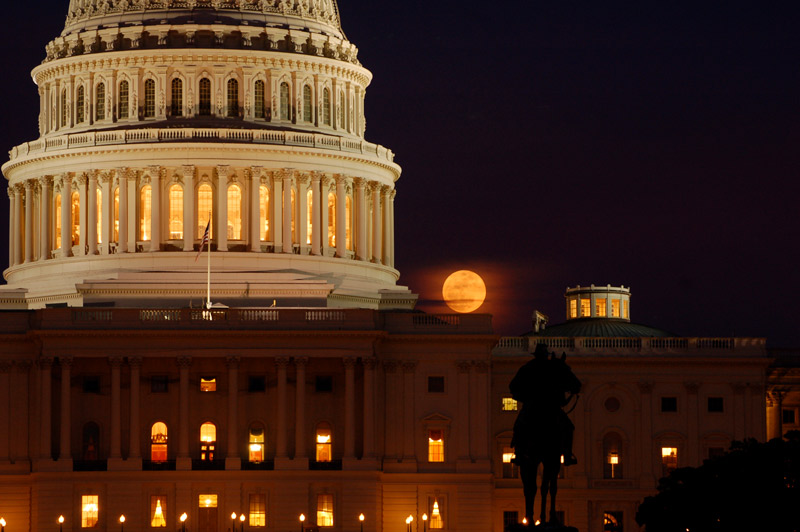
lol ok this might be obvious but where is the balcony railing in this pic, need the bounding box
[494,336,766,356]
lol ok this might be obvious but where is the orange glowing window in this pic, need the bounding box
[259,185,270,241]
[595,298,607,317]
[197,184,213,239]
[428,430,444,463]
[81,495,99,528]
[249,494,266,527]
[317,494,334,527]
[199,494,217,508]
[150,422,168,462]
[151,496,167,528]
[307,189,313,245]
[661,447,677,476]
[623,300,629,319]
[569,299,577,318]
[429,499,444,529]
[327,192,336,247]
[71,191,80,246]
[96,188,102,245]
[169,185,183,240]
[316,424,332,462]
[580,299,591,317]
[139,185,151,241]
[55,194,62,248]
[611,299,621,318]
[501,397,518,411]
[200,377,216,392]
[249,425,265,463]
[200,422,216,461]
[227,184,242,240]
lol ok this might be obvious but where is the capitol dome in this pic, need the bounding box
[2,0,412,310]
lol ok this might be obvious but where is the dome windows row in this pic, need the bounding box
[40,68,365,138]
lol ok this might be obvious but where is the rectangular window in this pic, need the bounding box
[501,397,518,411]
[81,495,99,528]
[144,79,156,118]
[199,494,218,508]
[315,375,333,393]
[661,447,678,477]
[82,376,100,394]
[317,494,334,527]
[428,376,445,393]
[150,496,167,528]
[428,498,444,529]
[660,397,677,412]
[595,298,607,317]
[580,299,591,317]
[783,409,797,425]
[502,446,518,478]
[428,429,444,462]
[503,511,519,532]
[200,377,217,392]
[611,299,621,317]
[569,299,577,318]
[248,376,266,393]
[623,300,629,319]
[151,375,168,393]
[249,494,266,527]
[707,397,724,413]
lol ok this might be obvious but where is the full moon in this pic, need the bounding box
[442,270,487,313]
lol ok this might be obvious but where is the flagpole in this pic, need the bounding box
[206,212,211,309]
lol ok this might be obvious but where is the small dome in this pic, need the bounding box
[533,318,674,338]
[63,0,344,40]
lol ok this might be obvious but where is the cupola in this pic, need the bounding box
[565,284,631,321]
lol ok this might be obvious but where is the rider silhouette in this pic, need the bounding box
[510,343,581,466]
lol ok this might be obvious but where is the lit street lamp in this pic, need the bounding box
[300,513,306,532]
[59,515,65,532]
[240,512,245,532]
[406,515,413,532]
[119,514,126,532]
[422,513,428,532]
[231,512,237,531]
[1,517,7,532]
[180,513,188,532]
[359,513,365,532]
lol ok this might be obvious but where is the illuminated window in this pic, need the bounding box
[61,89,68,127]
[113,187,119,242]
[595,298,607,317]
[279,82,290,120]
[199,78,211,116]
[428,429,444,462]
[322,88,331,126]
[81,495,99,528]
[327,192,336,247]
[345,195,353,250]
[249,425,264,463]
[502,446,518,478]
[71,191,80,246]
[249,494,266,527]
[96,188,102,244]
[610,299,620,317]
[254,80,265,119]
[337,91,344,128]
[661,447,678,477]
[169,185,183,239]
[580,299,591,317]
[144,79,156,118]
[316,494,334,527]
[76,85,85,123]
[623,300,629,319]
[119,80,129,119]
[200,422,216,461]
[227,79,239,117]
[307,189,313,245]
[140,185,152,241]
[303,85,313,122]
[569,298,577,318]
[291,188,296,243]
[96,83,105,120]
[429,498,444,529]
[171,78,183,117]
[150,496,167,528]
[227,184,242,240]
[55,193,62,248]
[259,185,269,241]
[316,423,332,462]
[199,494,218,508]
[501,397,518,411]
[197,184,213,238]
[151,422,168,462]
[603,432,622,479]
[603,512,622,532]
[200,377,216,392]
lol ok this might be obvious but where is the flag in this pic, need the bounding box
[195,220,210,262]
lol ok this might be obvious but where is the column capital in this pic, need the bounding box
[87,170,99,183]
[402,360,417,373]
[59,356,74,369]
[684,381,700,394]
[176,355,192,368]
[368,181,382,193]
[6,187,13,200]
[275,356,290,368]
[353,177,366,188]
[382,359,398,373]
[76,173,89,186]
[109,356,124,368]
[128,356,143,368]
[16,359,33,373]
[182,165,196,180]
[381,185,392,196]
[390,189,397,200]
[294,356,309,368]
[731,382,747,394]
[0,360,12,373]
[38,356,55,368]
[225,355,241,369]
[294,171,310,185]
[115,167,131,182]
[13,183,24,195]
[638,380,654,394]
[310,170,324,183]
[363,357,378,370]
[456,360,472,373]
[474,360,491,373]
[98,171,113,184]
[249,166,264,180]
[24,179,35,191]
[342,357,357,369]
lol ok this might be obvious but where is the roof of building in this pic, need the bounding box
[530,318,675,338]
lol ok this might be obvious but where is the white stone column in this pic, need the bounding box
[87,172,98,255]
[275,357,289,459]
[127,175,137,252]
[355,178,367,261]
[343,357,356,461]
[58,357,72,461]
[182,165,195,251]
[13,185,23,265]
[177,356,191,469]
[456,361,471,461]
[128,357,142,460]
[39,356,53,459]
[226,356,241,469]
[297,173,309,252]
[311,172,322,255]
[370,183,381,263]
[294,357,308,461]
[335,175,346,258]
[272,172,283,250]
[282,172,293,253]
[117,169,128,253]
[60,177,72,258]
[382,186,391,265]
[149,166,161,252]
[77,174,88,256]
[249,167,262,252]
[389,190,396,267]
[216,165,229,251]
[362,358,376,460]
[110,356,122,459]
[99,173,111,254]
[7,188,15,266]
[24,181,34,263]
[38,178,51,261]
[402,361,417,461]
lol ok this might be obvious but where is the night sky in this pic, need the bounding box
[1,2,798,346]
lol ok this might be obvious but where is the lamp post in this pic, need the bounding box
[240,512,245,532]
[180,513,188,532]
[59,515,65,532]
[406,515,413,532]
[422,513,428,532]
[119,514,125,532]
[359,513,365,532]
[231,512,237,532]
[300,514,306,532]
[1,517,6,532]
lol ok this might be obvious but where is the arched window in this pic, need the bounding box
[345,195,352,250]
[95,83,105,120]
[151,422,168,462]
[279,82,290,120]
[254,80,265,119]
[603,432,623,479]
[96,188,103,244]
[151,498,167,528]
[82,422,100,461]
[197,183,213,239]
[227,184,242,240]
[76,85,85,124]
[428,429,444,462]
[71,191,80,246]
[60,89,68,127]
[227,79,239,117]
[290,188,296,243]
[144,79,156,118]
[306,189,313,245]
[113,187,119,242]
[603,512,622,532]
[322,88,331,126]
[303,85,313,122]
[429,499,444,529]
[327,192,336,247]
[169,184,183,239]
[171,78,183,117]
[259,185,269,241]
[54,194,62,249]
[119,80,129,119]
[337,91,345,128]
[248,424,265,463]
[199,78,211,116]
[315,422,332,462]
[200,422,216,461]
[140,185,152,241]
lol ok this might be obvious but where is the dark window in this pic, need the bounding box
[82,422,100,461]
[248,376,266,393]
[199,78,211,116]
[315,375,333,393]
[82,376,100,394]
[660,397,677,412]
[151,375,169,393]
[783,409,797,425]
[707,397,724,413]
[503,511,519,532]
[428,376,445,393]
